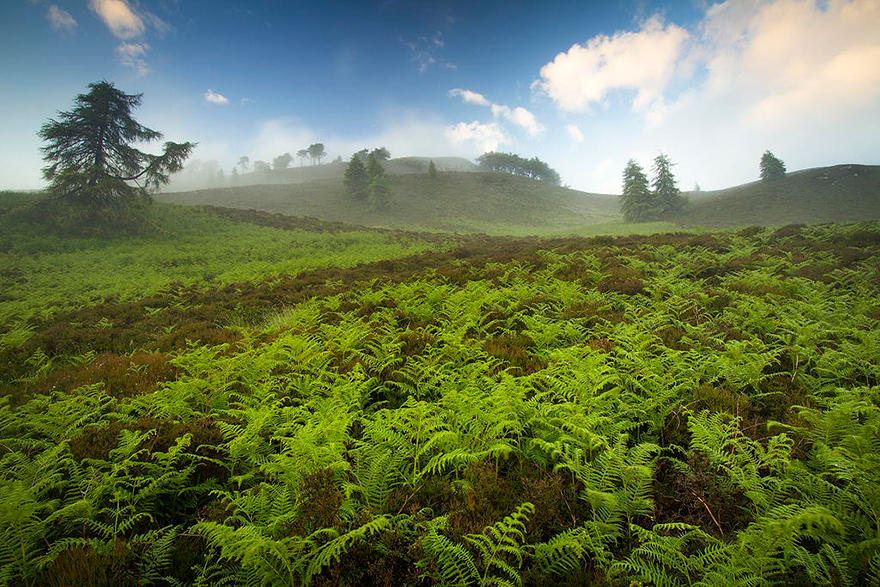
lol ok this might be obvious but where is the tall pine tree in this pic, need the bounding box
[344,154,368,200]
[366,152,390,210]
[651,153,686,216]
[760,151,786,182]
[620,160,655,222]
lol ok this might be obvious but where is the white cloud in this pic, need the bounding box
[449,88,490,106]
[116,42,149,76]
[565,124,584,143]
[241,97,255,106]
[490,104,544,136]
[444,121,509,153]
[89,0,144,39]
[448,89,544,136]
[47,5,77,31]
[533,15,688,113]
[204,89,229,105]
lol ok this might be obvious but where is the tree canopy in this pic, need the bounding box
[760,151,786,182]
[652,153,686,215]
[39,80,193,207]
[307,143,326,165]
[476,152,560,185]
[272,152,292,170]
[619,160,654,223]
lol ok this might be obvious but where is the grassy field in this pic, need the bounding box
[159,171,621,234]
[0,197,440,347]
[2,201,880,584]
[678,164,880,228]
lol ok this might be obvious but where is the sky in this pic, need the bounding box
[2,0,879,193]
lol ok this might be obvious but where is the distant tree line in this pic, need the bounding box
[476,152,561,185]
[344,148,391,210]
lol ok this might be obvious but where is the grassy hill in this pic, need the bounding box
[165,157,478,191]
[677,164,880,228]
[158,170,621,234]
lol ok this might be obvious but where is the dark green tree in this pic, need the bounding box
[476,151,560,185]
[370,147,390,162]
[366,152,391,210]
[307,143,326,165]
[620,160,655,222]
[272,152,292,170]
[651,153,686,215]
[760,151,786,182]
[344,154,368,201]
[428,159,438,180]
[39,80,194,207]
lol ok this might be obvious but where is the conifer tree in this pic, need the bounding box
[620,159,655,222]
[366,152,391,210]
[651,153,686,216]
[344,154,368,201]
[39,80,193,207]
[428,159,438,180]
[760,151,786,182]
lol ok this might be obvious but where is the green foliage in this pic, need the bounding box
[760,150,786,182]
[428,159,438,180]
[620,159,654,222]
[477,152,561,185]
[343,155,368,200]
[652,153,687,216]
[2,221,879,584]
[38,80,193,216]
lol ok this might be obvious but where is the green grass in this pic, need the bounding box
[678,163,880,228]
[2,221,879,585]
[159,171,621,234]
[0,200,438,341]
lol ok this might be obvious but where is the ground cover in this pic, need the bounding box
[0,200,439,349]
[1,218,879,585]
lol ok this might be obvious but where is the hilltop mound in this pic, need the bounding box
[158,171,619,234]
[678,164,880,228]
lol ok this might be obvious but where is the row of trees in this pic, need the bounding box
[620,154,687,222]
[344,149,391,210]
[476,152,561,185]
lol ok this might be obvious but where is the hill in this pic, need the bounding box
[158,170,620,234]
[164,156,478,191]
[677,164,880,228]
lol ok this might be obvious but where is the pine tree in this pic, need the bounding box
[620,160,655,222]
[428,159,438,180]
[39,80,193,207]
[344,154,369,200]
[652,153,686,216]
[366,152,390,210]
[760,151,786,182]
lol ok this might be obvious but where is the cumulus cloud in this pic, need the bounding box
[204,89,230,105]
[116,42,149,76]
[565,124,584,143]
[47,5,77,31]
[448,89,544,136]
[89,0,144,39]
[444,121,509,153]
[448,88,490,106]
[533,0,880,192]
[534,15,688,113]
[490,104,545,136]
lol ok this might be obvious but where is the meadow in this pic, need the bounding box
[2,203,879,584]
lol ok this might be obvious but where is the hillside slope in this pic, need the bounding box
[158,171,620,234]
[678,164,880,227]
[165,157,478,191]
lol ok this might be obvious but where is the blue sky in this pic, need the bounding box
[2,0,879,192]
